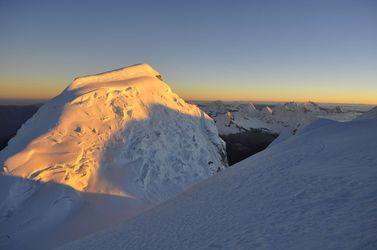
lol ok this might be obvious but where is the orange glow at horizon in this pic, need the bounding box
[178,85,377,105]
[180,93,377,105]
[2,87,376,106]
[1,76,376,106]
[1,85,377,106]
[0,76,65,100]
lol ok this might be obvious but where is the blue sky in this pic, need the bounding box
[0,0,376,104]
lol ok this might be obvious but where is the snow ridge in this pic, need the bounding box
[68,63,161,90]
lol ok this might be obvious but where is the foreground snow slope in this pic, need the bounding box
[0,64,226,249]
[63,116,377,249]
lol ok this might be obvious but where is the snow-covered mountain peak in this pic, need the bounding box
[281,101,299,110]
[239,103,257,113]
[261,106,273,114]
[279,101,320,112]
[68,63,161,91]
[0,64,226,199]
[204,100,228,114]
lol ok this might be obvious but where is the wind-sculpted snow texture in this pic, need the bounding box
[0,64,227,249]
[62,116,377,250]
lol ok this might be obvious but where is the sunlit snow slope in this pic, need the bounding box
[0,64,227,249]
[1,63,226,198]
[63,111,377,249]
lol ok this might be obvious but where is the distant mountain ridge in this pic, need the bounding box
[196,100,366,135]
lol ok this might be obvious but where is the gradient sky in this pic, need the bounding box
[0,0,376,104]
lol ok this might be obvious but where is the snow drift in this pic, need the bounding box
[0,64,227,249]
[62,115,377,249]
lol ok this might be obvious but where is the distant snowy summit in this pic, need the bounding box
[195,100,365,135]
[0,64,227,249]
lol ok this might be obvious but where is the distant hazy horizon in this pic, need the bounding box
[1,97,375,107]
